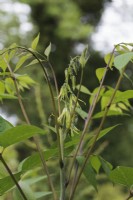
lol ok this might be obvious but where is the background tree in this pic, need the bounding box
[2,0,109,121]
[0,1,133,199]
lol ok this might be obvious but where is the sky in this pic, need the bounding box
[0,1,31,124]
[91,0,133,53]
[0,0,33,49]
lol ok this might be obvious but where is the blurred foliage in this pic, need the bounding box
[0,1,133,199]
[1,0,109,120]
[18,0,107,84]
[94,183,127,200]
[0,1,34,47]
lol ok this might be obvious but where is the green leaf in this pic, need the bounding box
[95,68,105,82]
[101,91,111,110]
[31,33,40,50]
[104,53,114,68]
[115,45,126,54]
[0,94,17,99]
[124,72,133,86]
[0,72,10,76]
[90,156,113,176]
[124,43,133,46]
[89,87,105,105]
[76,84,91,95]
[0,116,13,134]
[17,75,36,90]
[114,52,133,71]
[110,166,133,188]
[0,125,46,148]
[5,78,15,95]
[17,75,36,85]
[64,133,90,154]
[35,191,52,199]
[44,124,56,133]
[64,135,81,149]
[9,46,17,60]
[44,42,51,59]
[114,90,133,103]
[99,156,113,176]
[77,156,97,191]
[90,155,101,174]
[101,89,131,110]
[0,172,21,195]
[88,124,120,146]
[115,44,131,55]
[120,44,130,52]
[0,81,5,94]
[71,75,76,90]
[24,176,47,185]
[79,46,89,68]
[92,110,128,119]
[0,59,7,72]
[76,107,88,120]
[0,52,9,72]
[19,148,58,172]
[24,59,39,68]
[76,107,126,121]
[14,54,31,72]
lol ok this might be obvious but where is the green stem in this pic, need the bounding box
[126,190,133,200]
[31,51,63,200]
[69,66,126,200]
[49,62,61,115]
[67,47,116,186]
[70,69,84,125]
[0,154,28,200]
[126,195,133,200]
[67,56,108,184]
[60,130,65,200]
[4,57,57,200]
[69,161,78,198]
[16,86,57,200]
[59,67,84,199]
[63,69,83,190]
[16,47,62,167]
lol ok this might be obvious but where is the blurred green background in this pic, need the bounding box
[0,0,133,199]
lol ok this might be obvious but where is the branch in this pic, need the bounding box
[69,65,126,200]
[67,47,116,188]
[0,154,28,200]
[3,56,57,200]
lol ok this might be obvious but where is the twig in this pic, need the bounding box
[67,47,116,187]
[69,65,126,200]
[49,62,61,115]
[126,194,133,200]
[1,46,62,168]
[126,190,133,200]
[0,154,28,200]
[4,56,57,200]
